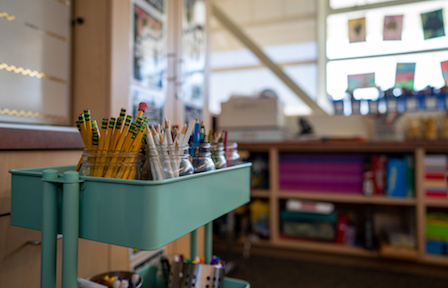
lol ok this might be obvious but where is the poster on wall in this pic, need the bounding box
[420,9,445,40]
[395,63,416,90]
[441,60,448,85]
[383,15,403,41]
[144,0,164,13]
[348,17,366,43]
[347,73,376,91]
[181,0,206,113]
[184,104,202,124]
[133,4,165,89]
[131,85,164,127]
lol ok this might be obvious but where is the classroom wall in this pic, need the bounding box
[1,1,208,286]
[0,150,121,288]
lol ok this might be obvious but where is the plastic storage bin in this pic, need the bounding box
[426,239,444,255]
[280,210,337,241]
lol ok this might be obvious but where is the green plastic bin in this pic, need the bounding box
[10,163,251,250]
[426,212,448,240]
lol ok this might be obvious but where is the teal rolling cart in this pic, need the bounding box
[10,163,251,288]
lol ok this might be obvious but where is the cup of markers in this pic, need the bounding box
[169,256,225,288]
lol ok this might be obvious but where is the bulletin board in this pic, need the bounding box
[131,0,166,124]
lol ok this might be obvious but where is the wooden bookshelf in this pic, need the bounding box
[274,238,378,258]
[379,244,419,260]
[237,141,448,266]
[278,191,416,206]
[421,254,448,266]
[424,199,448,208]
[251,189,270,198]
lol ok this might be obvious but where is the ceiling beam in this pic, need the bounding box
[211,2,326,115]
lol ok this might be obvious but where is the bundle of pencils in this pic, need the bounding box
[145,118,196,180]
[75,103,148,179]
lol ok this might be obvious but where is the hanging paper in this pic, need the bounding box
[347,73,375,91]
[383,15,403,41]
[441,60,448,85]
[133,5,165,88]
[395,63,416,91]
[421,9,445,40]
[348,17,366,43]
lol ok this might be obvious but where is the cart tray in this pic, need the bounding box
[10,163,251,250]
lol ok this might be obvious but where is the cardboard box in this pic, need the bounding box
[219,97,285,129]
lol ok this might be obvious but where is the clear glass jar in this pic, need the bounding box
[211,143,227,169]
[225,142,241,167]
[146,144,193,180]
[80,149,143,180]
[191,142,216,173]
[177,145,194,176]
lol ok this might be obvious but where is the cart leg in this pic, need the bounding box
[190,229,197,260]
[204,222,213,264]
[41,169,59,288]
[61,171,80,288]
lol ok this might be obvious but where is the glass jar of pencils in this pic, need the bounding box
[210,143,227,169]
[191,142,216,173]
[177,144,194,177]
[225,142,241,167]
[146,144,194,180]
[79,149,143,180]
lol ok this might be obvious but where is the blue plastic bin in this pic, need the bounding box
[426,239,444,255]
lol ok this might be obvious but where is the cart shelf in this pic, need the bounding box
[10,163,251,288]
[11,163,251,250]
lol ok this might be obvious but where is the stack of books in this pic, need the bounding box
[424,155,448,198]
[279,154,364,194]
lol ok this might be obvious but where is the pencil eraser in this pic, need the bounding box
[138,102,148,112]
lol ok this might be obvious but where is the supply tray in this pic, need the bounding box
[10,163,251,250]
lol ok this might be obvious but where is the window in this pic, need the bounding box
[324,0,448,114]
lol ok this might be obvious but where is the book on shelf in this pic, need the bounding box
[370,155,415,197]
[386,158,407,197]
[423,154,447,199]
[279,153,364,194]
[285,199,335,214]
[372,155,387,195]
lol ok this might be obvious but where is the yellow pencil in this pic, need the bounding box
[110,117,124,151]
[119,108,127,119]
[125,133,147,179]
[115,115,132,150]
[91,129,99,175]
[98,118,108,149]
[136,102,147,120]
[121,118,149,179]
[84,109,93,148]
[114,124,138,178]
[135,117,143,128]
[104,118,133,178]
[77,114,90,149]
[75,121,87,172]
[94,118,109,176]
